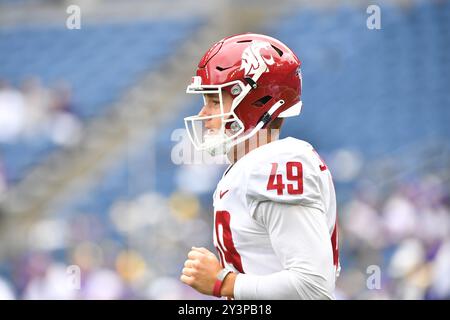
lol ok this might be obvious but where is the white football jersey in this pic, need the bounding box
[212,137,339,276]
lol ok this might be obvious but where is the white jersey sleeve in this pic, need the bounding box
[244,138,326,217]
[234,201,335,300]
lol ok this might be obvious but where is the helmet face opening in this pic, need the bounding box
[184,79,247,155]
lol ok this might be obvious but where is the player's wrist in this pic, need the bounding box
[220,271,236,298]
[212,266,235,298]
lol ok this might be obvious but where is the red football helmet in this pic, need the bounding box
[184,33,302,155]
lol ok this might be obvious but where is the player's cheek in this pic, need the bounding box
[213,118,223,130]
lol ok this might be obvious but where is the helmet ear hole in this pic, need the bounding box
[216,66,232,72]
[252,95,272,107]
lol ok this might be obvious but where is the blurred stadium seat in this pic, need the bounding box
[0,18,202,184]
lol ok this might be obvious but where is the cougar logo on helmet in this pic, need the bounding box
[240,41,275,76]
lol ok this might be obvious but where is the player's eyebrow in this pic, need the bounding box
[204,93,220,102]
[204,93,219,98]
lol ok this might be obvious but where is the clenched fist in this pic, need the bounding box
[180,247,222,295]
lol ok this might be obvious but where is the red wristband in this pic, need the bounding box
[213,279,223,297]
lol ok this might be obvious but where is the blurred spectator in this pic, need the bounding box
[382,191,418,245]
[23,262,78,300]
[340,163,450,299]
[83,268,125,300]
[343,197,383,249]
[46,81,83,147]
[429,238,450,299]
[21,76,52,138]
[0,276,15,300]
[0,79,25,143]
[0,76,83,147]
[0,154,7,196]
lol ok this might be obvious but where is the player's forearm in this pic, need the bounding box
[233,269,334,300]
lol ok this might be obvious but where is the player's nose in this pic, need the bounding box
[198,104,209,117]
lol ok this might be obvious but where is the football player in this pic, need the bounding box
[180,33,339,299]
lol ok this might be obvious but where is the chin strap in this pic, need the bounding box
[231,99,285,148]
[206,99,286,157]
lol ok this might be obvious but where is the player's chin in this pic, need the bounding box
[206,127,221,135]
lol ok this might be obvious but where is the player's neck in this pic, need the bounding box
[227,128,280,164]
